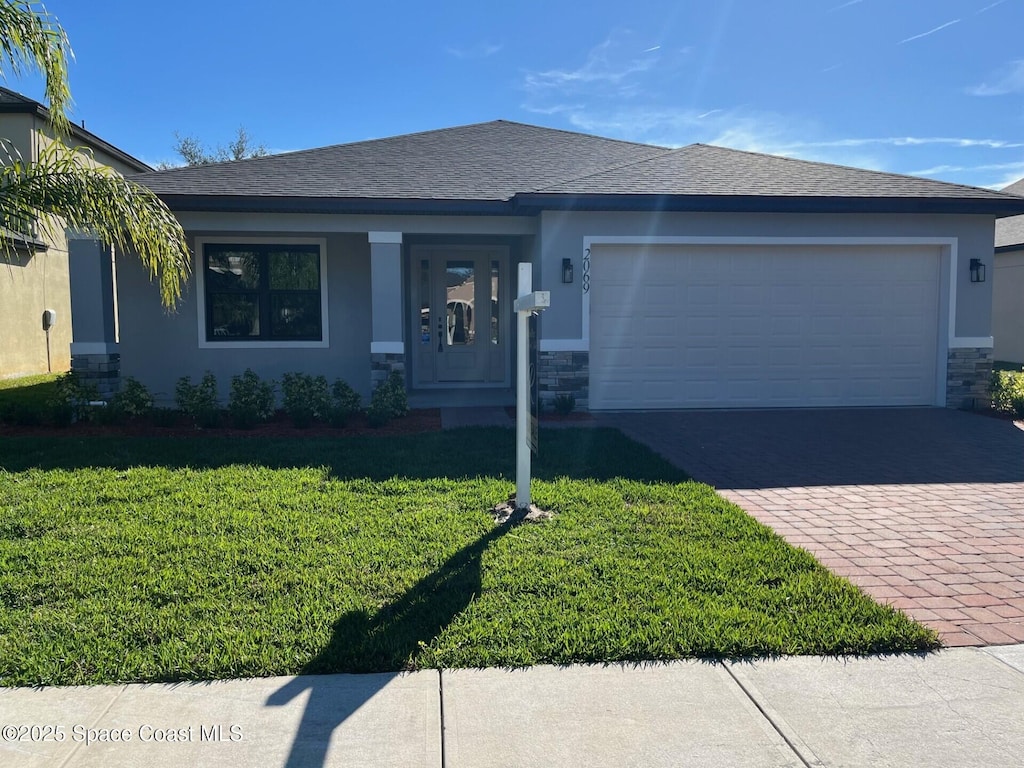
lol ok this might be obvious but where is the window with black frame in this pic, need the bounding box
[204,243,322,341]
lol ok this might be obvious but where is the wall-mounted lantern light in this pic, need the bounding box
[969,258,986,283]
[562,258,574,284]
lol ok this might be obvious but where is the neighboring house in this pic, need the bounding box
[994,178,1024,365]
[0,87,151,379]
[71,120,1024,410]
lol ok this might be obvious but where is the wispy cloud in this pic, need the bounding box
[976,0,1008,14]
[911,161,1024,176]
[522,35,661,94]
[446,42,502,59]
[786,136,1024,150]
[516,24,1022,189]
[520,98,1024,186]
[968,60,1024,96]
[829,0,863,11]
[519,103,584,116]
[898,19,960,44]
[912,162,1024,189]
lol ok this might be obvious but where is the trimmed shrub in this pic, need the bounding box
[281,373,331,428]
[111,377,154,419]
[553,393,576,416]
[329,379,362,428]
[175,372,220,428]
[366,371,408,427]
[51,371,99,423]
[228,369,275,429]
[990,369,1024,418]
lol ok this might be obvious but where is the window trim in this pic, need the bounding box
[195,236,329,349]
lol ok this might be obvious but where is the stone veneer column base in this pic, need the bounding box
[946,347,993,409]
[537,351,589,411]
[70,352,121,400]
[371,352,406,389]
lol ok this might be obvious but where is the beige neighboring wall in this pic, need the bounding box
[0,246,72,378]
[0,116,71,377]
[993,248,1024,364]
[0,104,149,378]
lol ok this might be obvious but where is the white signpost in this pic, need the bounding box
[513,263,550,510]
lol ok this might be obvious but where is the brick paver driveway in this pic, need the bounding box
[600,408,1024,647]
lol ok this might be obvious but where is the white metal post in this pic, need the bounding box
[516,263,532,510]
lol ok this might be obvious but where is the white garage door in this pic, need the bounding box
[589,244,941,410]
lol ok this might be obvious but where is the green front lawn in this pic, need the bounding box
[0,429,937,686]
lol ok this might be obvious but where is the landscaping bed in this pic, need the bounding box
[0,407,441,438]
[0,428,938,687]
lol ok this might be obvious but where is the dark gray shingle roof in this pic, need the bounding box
[133,120,666,200]
[996,178,1024,250]
[536,143,1016,199]
[130,119,1024,216]
[0,89,35,105]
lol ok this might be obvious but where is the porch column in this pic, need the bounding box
[368,231,405,389]
[68,235,120,398]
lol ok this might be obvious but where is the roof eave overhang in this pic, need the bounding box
[156,194,515,216]
[2,229,49,252]
[152,192,1024,218]
[995,243,1024,253]
[512,193,1024,217]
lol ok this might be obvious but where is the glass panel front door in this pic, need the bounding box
[411,247,507,385]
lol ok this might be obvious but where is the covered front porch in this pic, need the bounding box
[369,231,530,408]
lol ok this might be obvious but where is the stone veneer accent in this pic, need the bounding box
[71,351,121,400]
[946,347,993,409]
[371,352,406,389]
[537,351,589,411]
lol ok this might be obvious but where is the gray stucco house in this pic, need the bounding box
[994,178,1024,365]
[70,121,1024,410]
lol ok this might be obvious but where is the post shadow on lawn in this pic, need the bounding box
[265,515,519,768]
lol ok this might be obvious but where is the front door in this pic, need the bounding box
[412,246,508,386]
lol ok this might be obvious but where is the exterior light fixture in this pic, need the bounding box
[969,258,986,283]
[562,258,574,284]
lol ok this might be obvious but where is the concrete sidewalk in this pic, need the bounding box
[2,646,1022,767]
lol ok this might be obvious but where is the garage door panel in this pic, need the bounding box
[590,244,940,409]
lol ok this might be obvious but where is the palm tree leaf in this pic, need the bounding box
[0,141,191,308]
[0,2,72,133]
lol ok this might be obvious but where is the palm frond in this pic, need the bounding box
[0,1,72,133]
[0,141,191,308]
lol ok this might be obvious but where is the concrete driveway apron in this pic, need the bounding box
[600,408,1024,647]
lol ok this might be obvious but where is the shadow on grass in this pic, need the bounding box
[265,517,514,768]
[0,427,689,483]
[0,380,59,413]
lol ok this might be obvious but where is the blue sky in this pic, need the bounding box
[10,0,1024,188]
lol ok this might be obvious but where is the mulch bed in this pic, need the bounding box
[0,409,443,439]
[974,408,1024,431]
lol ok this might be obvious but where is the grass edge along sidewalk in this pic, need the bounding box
[0,428,938,687]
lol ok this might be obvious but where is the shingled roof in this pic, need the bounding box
[131,120,1024,217]
[134,121,665,204]
[995,178,1024,250]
